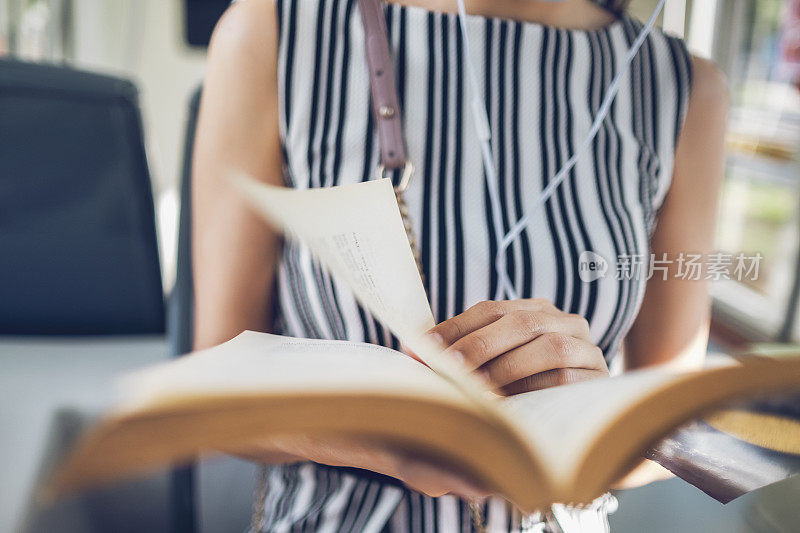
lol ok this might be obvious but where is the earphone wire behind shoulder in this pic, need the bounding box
[455,0,667,301]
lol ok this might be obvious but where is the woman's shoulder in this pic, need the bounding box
[203,0,281,110]
[687,55,729,111]
[638,21,727,101]
[208,0,279,63]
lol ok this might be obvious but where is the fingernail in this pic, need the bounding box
[449,350,465,365]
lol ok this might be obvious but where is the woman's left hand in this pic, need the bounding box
[427,299,609,396]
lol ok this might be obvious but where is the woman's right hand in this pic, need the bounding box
[233,435,490,500]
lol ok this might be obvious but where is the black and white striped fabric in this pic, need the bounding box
[253,0,693,530]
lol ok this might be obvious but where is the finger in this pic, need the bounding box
[257,436,490,500]
[270,435,399,474]
[428,299,556,346]
[447,311,592,370]
[479,335,607,389]
[399,460,491,500]
[499,367,609,396]
[563,313,593,341]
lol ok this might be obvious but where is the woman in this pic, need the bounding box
[192,0,728,530]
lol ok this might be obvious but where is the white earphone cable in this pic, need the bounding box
[456,0,511,298]
[456,0,666,300]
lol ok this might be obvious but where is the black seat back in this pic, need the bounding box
[0,59,164,335]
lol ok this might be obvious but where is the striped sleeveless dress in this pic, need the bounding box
[253,0,693,530]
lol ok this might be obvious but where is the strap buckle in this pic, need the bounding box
[376,160,415,193]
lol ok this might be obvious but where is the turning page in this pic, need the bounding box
[234,177,430,339]
[232,175,489,402]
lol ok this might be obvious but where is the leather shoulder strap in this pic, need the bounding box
[356,0,407,170]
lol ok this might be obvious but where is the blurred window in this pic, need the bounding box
[1,0,72,62]
[705,0,800,340]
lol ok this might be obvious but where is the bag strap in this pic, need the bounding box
[356,0,413,190]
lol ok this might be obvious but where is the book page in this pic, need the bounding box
[501,369,686,481]
[232,176,489,403]
[117,331,467,412]
[46,331,535,501]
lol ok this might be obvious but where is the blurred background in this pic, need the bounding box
[1,0,799,532]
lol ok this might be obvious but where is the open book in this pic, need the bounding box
[47,177,800,512]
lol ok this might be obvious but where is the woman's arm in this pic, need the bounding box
[192,0,284,351]
[614,56,729,489]
[623,56,729,372]
[192,0,487,498]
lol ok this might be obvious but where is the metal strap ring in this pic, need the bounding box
[375,160,415,192]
